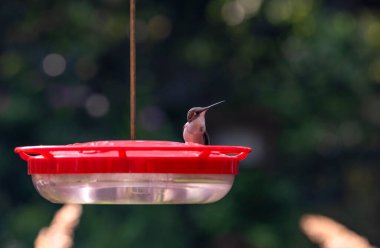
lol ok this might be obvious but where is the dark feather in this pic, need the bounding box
[203,131,210,145]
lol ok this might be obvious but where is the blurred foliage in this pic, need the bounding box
[1,0,380,247]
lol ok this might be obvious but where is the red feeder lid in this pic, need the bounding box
[15,140,251,175]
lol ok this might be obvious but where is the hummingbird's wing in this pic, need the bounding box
[203,132,210,145]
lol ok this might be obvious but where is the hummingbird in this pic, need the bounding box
[183,100,225,145]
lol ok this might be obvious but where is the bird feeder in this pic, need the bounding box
[15,140,250,204]
[14,0,252,204]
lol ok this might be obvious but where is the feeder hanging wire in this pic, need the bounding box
[130,0,136,140]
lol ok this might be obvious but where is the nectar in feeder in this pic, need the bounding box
[15,140,251,204]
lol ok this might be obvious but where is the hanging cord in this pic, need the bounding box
[130,0,136,140]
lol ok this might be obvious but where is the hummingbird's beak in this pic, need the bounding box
[201,100,225,113]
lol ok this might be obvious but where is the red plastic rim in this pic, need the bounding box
[15,140,251,175]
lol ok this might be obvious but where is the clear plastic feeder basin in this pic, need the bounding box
[15,140,251,204]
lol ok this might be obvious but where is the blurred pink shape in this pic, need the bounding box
[35,204,82,248]
[300,214,375,248]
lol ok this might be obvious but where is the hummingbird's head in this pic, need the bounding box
[187,107,205,122]
[186,100,225,122]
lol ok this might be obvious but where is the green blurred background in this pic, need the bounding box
[1,0,380,247]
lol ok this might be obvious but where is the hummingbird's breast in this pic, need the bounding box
[183,118,206,144]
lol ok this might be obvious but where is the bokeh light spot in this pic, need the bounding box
[148,15,172,41]
[367,22,380,45]
[85,94,110,118]
[237,0,262,17]
[103,16,129,41]
[139,105,166,131]
[265,0,314,24]
[222,1,245,26]
[332,12,357,37]
[265,0,292,24]
[369,58,380,83]
[42,53,66,77]
[0,52,24,79]
[185,39,216,67]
